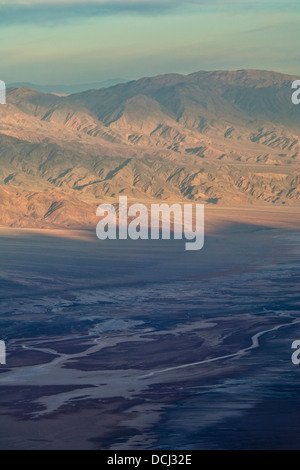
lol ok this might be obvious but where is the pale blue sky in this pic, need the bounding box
[0,0,299,84]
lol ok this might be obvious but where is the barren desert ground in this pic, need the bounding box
[0,207,299,449]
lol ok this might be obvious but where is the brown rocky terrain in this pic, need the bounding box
[0,69,299,228]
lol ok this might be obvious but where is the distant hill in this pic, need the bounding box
[1,69,300,228]
[7,78,128,95]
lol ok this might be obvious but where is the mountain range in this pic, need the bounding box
[0,69,299,228]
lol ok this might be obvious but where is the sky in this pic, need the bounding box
[0,0,299,85]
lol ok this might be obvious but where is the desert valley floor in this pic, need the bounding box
[0,208,299,449]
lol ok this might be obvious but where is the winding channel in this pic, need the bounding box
[139,319,300,379]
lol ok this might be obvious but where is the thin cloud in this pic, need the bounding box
[0,0,196,4]
[0,1,185,26]
[0,1,296,26]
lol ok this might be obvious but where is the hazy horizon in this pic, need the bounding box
[7,67,300,90]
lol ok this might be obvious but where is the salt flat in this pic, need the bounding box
[0,208,299,449]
